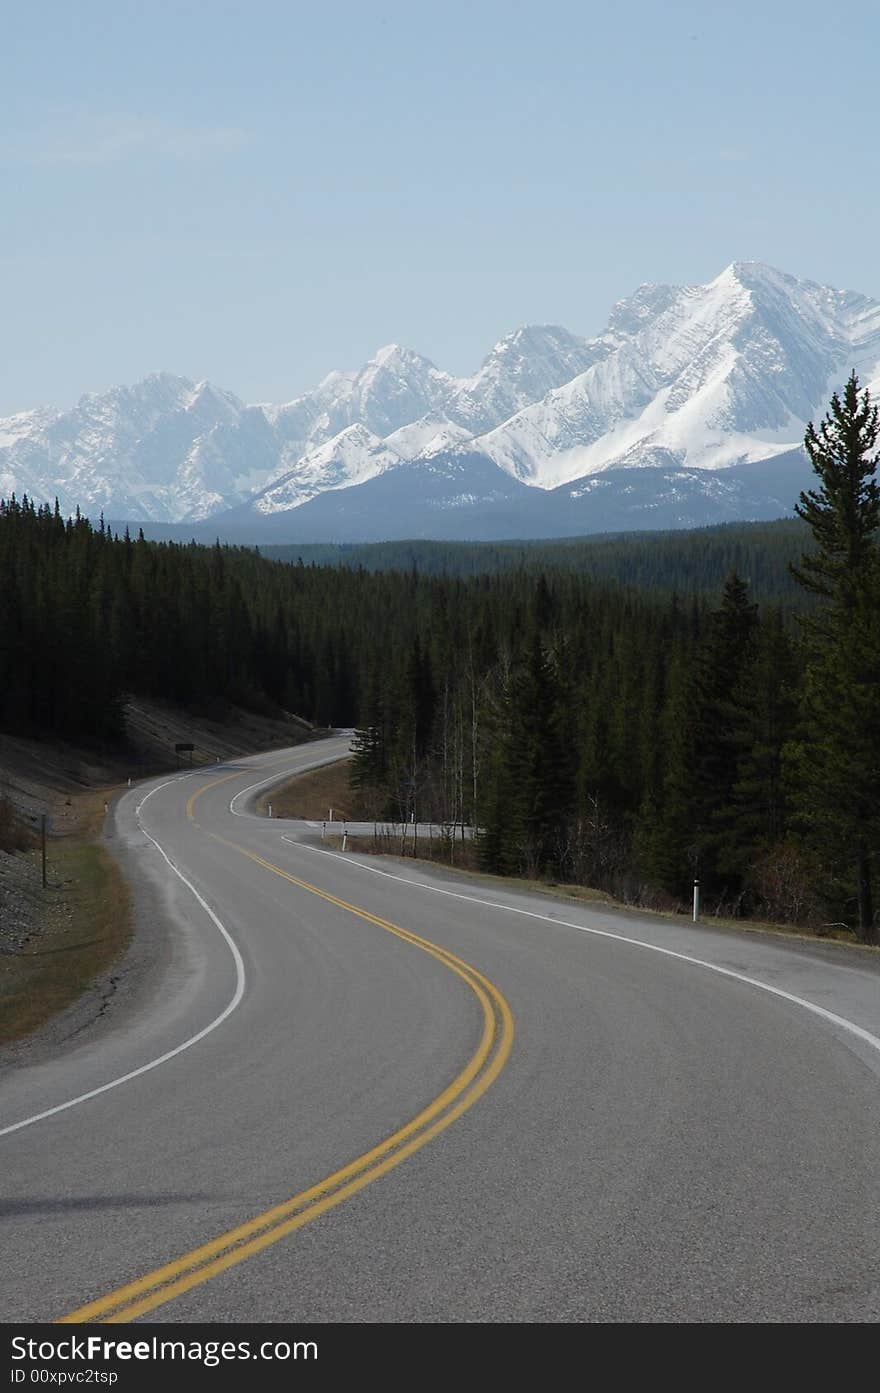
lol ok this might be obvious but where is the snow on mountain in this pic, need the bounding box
[474,262,880,489]
[443,324,610,434]
[373,327,604,473]
[3,262,880,532]
[384,414,473,458]
[0,348,458,522]
[252,424,402,514]
[269,344,456,458]
[0,406,59,448]
[0,373,258,522]
[603,282,682,344]
[171,406,282,520]
[0,326,605,521]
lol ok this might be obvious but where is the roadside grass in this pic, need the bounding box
[0,796,132,1047]
[257,758,375,822]
[264,763,488,871]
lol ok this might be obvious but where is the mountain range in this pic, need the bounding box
[4,261,879,542]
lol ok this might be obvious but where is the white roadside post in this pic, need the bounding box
[268,802,273,819]
[693,879,700,923]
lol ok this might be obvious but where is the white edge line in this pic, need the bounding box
[0,778,247,1139]
[288,839,880,1064]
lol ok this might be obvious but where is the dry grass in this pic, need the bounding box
[258,758,375,821]
[0,793,132,1046]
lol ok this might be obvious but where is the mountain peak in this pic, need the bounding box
[362,343,449,383]
[500,323,570,345]
[604,282,680,341]
[369,342,408,366]
[5,261,880,533]
[476,260,880,491]
[484,323,590,362]
[712,260,800,296]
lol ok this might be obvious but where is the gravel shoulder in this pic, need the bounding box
[0,699,317,1070]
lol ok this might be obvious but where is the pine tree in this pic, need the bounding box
[691,572,758,894]
[351,664,387,795]
[792,372,880,606]
[787,373,880,943]
[724,610,798,882]
[477,619,571,878]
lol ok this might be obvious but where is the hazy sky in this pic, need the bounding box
[3,0,877,414]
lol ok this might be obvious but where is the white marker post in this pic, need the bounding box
[268,803,273,819]
[693,879,700,923]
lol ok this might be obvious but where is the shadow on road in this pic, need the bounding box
[0,1192,213,1216]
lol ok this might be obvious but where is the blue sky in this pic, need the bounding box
[3,0,877,414]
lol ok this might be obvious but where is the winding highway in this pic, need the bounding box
[1,736,879,1323]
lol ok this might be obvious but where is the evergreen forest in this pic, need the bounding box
[261,518,810,603]
[2,377,878,943]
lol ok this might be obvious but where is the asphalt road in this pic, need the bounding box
[1,736,879,1323]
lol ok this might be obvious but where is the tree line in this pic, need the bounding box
[1,375,877,942]
[262,518,812,604]
[352,373,878,944]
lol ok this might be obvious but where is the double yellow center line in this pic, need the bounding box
[59,767,513,1322]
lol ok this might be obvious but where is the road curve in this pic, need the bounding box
[1,737,879,1322]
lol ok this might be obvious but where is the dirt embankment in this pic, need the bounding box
[0,698,317,1052]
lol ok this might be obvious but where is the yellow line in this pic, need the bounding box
[185,768,241,823]
[59,766,514,1323]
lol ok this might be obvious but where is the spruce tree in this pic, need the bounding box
[792,372,880,606]
[787,373,880,943]
[724,610,798,883]
[693,572,758,890]
[351,664,387,795]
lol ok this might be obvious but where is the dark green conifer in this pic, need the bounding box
[787,374,880,943]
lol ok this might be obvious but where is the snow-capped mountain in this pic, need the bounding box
[0,328,609,523]
[266,343,456,460]
[442,325,609,435]
[473,263,880,488]
[251,424,403,514]
[0,373,271,522]
[3,262,879,539]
